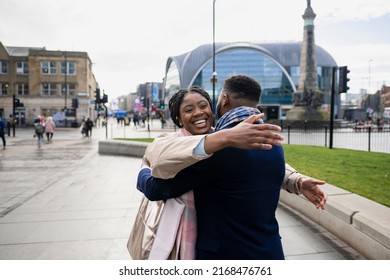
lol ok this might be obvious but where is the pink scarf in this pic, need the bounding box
[174,128,197,260]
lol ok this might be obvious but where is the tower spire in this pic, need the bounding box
[297,0,318,96]
[288,0,326,120]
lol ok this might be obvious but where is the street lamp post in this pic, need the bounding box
[368,59,373,94]
[63,51,68,127]
[12,94,16,137]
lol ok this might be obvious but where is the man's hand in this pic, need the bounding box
[300,178,327,210]
[227,114,284,150]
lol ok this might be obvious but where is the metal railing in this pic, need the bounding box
[280,124,390,153]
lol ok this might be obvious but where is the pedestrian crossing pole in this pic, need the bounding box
[102,90,108,139]
[12,94,16,137]
[329,66,337,149]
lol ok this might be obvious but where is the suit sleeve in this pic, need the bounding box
[145,134,211,179]
[137,163,211,201]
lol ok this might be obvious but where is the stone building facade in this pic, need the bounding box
[0,42,98,126]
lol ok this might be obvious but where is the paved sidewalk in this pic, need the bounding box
[0,123,365,260]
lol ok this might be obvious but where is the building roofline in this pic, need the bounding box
[167,41,338,88]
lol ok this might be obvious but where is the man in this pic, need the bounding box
[137,75,325,259]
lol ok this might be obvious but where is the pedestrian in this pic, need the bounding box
[44,116,56,143]
[0,116,6,149]
[132,113,139,129]
[34,116,45,148]
[85,117,94,137]
[135,76,326,260]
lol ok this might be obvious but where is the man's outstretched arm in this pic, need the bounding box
[283,163,327,209]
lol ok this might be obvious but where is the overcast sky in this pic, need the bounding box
[1,0,389,100]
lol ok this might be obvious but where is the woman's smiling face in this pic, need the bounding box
[178,92,213,135]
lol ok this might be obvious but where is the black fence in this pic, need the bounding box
[279,122,390,154]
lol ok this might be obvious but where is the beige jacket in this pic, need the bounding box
[145,133,304,195]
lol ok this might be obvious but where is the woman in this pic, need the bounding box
[162,87,212,259]
[45,116,56,143]
[34,116,45,148]
[146,87,217,260]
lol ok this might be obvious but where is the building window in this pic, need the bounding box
[290,66,300,87]
[41,83,58,96]
[61,83,76,96]
[41,61,57,74]
[16,84,29,95]
[16,61,29,74]
[1,83,8,95]
[0,83,9,96]
[164,62,181,102]
[0,61,8,74]
[194,48,295,105]
[61,61,76,75]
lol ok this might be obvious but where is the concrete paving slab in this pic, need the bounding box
[23,219,98,243]
[0,243,50,260]
[38,240,114,260]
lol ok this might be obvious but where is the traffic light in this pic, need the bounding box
[95,88,101,104]
[101,93,108,103]
[14,98,21,107]
[12,95,24,109]
[72,98,79,109]
[339,66,350,93]
[13,95,24,107]
[159,99,165,109]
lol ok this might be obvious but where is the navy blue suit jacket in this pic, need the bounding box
[137,145,285,260]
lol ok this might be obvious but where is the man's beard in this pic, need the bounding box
[216,102,222,118]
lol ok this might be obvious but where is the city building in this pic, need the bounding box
[163,41,337,120]
[380,86,390,109]
[118,82,163,117]
[0,42,98,126]
[162,1,339,121]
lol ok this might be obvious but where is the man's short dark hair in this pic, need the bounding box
[223,75,261,103]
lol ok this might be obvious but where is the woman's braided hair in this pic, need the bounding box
[169,86,212,128]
